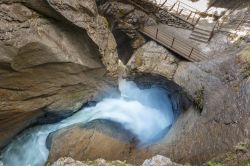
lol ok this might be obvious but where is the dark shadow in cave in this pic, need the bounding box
[112,30,134,65]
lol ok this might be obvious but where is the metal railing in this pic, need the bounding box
[159,0,201,25]
[140,26,207,62]
[212,9,249,34]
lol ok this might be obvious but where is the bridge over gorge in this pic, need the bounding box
[122,0,210,61]
[140,26,208,62]
[127,0,249,61]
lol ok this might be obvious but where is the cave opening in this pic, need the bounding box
[112,30,134,65]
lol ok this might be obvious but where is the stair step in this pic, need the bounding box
[190,36,209,43]
[191,30,211,37]
[195,26,214,32]
[190,33,210,40]
[193,28,211,35]
[193,28,212,36]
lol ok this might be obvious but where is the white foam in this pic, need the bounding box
[0,80,174,166]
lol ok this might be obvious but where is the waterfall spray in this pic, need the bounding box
[0,80,175,166]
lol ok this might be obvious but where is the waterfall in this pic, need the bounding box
[0,80,174,166]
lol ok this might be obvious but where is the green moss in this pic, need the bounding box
[241,160,250,166]
[223,152,235,163]
[120,160,127,166]
[207,161,223,166]
[102,16,109,28]
[193,87,205,111]
[239,45,250,66]
[45,162,51,166]
[243,68,250,78]
[234,142,247,151]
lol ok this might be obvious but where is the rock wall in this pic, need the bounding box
[0,0,118,149]
[126,40,250,164]
[0,0,249,165]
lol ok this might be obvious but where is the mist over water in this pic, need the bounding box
[0,80,175,166]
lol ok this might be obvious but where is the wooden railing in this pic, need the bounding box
[140,26,207,62]
[211,9,249,34]
[158,0,201,25]
[124,0,202,26]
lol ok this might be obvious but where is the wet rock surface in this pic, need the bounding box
[127,41,179,80]
[126,42,250,164]
[0,0,249,165]
[47,119,143,164]
[0,0,117,149]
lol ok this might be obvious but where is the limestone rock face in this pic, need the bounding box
[144,56,250,164]
[0,0,117,149]
[127,41,179,80]
[45,0,119,75]
[0,0,119,75]
[98,1,156,55]
[125,41,250,164]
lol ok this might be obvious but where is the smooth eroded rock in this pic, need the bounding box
[47,119,144,164]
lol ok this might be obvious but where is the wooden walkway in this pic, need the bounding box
[140,26,207,62]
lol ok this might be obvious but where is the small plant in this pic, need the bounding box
[242,159,250,166]
[193,87,205,112]
[135,55,143,66]
[102,16,109,28]
[45,162,50,166]
[120,160,127,166]
[207,160,223,166]
[234,142,247,151]
[243,68,250,78]
[223,152,235,162]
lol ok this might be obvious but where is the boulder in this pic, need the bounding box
[142,155,182,166]
[47,120,147,164]
[51,157,133,166]
[127,41,179,80]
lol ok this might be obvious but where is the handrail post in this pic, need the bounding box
[178,9,183,15]
[189,48,194,57]
[171,38,175,47]
[235,15,246,31]
[191,13,196,24]
[156,28,159,39]
[195,16,201,25]
[187,11,192,20]
[160,0,168,7]
[176,1,180,14]
[169,2,176,11]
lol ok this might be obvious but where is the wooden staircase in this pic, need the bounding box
[190,24,215,43]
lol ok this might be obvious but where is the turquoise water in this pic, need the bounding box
[0,80,174,166]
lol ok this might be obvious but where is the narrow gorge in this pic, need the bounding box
[0,0,249,166]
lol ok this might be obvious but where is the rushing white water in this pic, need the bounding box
[0,80,175,166]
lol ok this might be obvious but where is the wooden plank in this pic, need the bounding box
[192,50,207,58]
[157,34,174,45]
[191,52,207,61]
[172,44,192,56]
